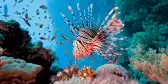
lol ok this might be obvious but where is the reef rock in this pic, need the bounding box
[0,56,42,84]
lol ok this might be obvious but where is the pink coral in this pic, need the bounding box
[52,64,138,84]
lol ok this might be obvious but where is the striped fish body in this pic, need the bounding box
[73,28,110,60]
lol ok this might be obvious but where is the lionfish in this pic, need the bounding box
[60,3,126,63]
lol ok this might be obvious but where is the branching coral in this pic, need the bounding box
[131,44,168,84]
[50,65,96,83]
[0,56,42,84]
[78,66,96,79]
[51,64,138,84]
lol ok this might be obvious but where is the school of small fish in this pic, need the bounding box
[0,0,63,57]
[0,0,56,42]
[0,0,127,63]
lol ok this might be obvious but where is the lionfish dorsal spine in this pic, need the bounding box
[101,7,119,27]
[90,4,93,27]
[68,5,80,27]
[60,12,78,38]
[103,12,121,30]
[60,12,73,29]
[77,3,85,27]
[87,6,90,27]
[84,9,87,27]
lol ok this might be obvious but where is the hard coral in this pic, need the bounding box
[0,56,42,84]
[95,64,128,79]
[0,20,57,84]
[78,66,96,79]
[50,65,79,82]
[29,41,55,63]
[0,76,35,84]
[0,20,31,57]
[52,64,138,84]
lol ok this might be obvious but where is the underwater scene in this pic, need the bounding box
[0,0,168,84]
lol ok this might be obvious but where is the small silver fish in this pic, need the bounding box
[39,5,47,9]
[14,11,21,15]
[13,0,17,7]
[17,0,24,3]
[20,17,31,26]
[30,0,34,3]
[3,4,10,19]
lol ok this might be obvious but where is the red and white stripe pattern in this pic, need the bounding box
[101,7,119,27]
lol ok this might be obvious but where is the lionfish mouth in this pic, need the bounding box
[60,3,125,63]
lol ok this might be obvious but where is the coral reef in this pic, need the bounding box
[28,41,56,64]
[0,20,31,58]
[115,0,168,83]
[50,64,96,83]
[51,64,138,84]
[115,0,168,50]
[27,41,57,84]
[0,20,59,84]
[0,56,42,84]
[131,44,168,84]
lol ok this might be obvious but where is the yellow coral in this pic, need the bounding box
[78,65,96,79]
